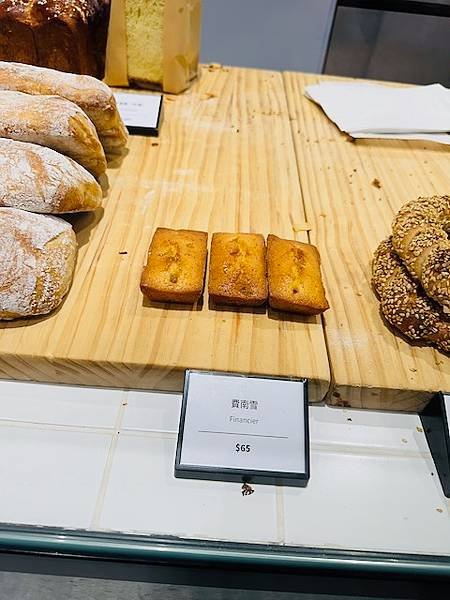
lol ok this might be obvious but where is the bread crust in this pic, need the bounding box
[0,208,77,319]
[0,90,106,177]
[267,235,329,315]
[208,233,267,307]
[0,61,128,155]
[141,228,208,304]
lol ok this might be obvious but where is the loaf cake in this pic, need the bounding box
[125,0,164,87]
[267,235,329,315]
[141,228,208,304]
[0,61,128,155]
[0,90,106,177]
[0,0,110,78]
[109,0,200,93]
[0,138,102,213]
[0,208,77,319]
[208,233,267,307]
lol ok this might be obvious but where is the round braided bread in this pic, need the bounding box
[392,195,450,309]
[372,238,450,353]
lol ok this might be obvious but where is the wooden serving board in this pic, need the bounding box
[0,66,330,401]
[284,72,450,411]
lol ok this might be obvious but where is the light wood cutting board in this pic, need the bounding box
[284,72,450,411]
[0,66,330,401]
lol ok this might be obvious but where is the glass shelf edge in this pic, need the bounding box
[0,526,449,577]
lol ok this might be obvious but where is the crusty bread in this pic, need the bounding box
[0,0,110,79]
[0,61,128,155]
[267,235,329,315]
[0,139,102,213]
[372,237,449,353]
[125,0,164,87]
[0,90,106,178]
[208,233,267,306]
[0,208,77,319]
[392,195,450,310]
[141,228,208,303]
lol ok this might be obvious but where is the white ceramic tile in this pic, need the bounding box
[0,381,124,428]
[283,449,450,555]
[0,425,112,528]
[100,434,278,543]
[122,391,182,432]
[310,405,429,454]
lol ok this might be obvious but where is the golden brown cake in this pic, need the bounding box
[140,228,207,304]
[267,234,329,315]
[208,233,267,306]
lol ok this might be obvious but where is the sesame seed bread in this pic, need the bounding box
[372,237,449,353]
[392,195,450,310]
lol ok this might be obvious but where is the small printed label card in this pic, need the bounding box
[114,91,163,136]
[175,370,309,486]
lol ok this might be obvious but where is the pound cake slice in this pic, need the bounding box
[267,235,329,315]
[208,233,267,307]
[141,228,207,304]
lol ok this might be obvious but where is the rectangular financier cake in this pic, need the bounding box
[141,228,207,304]
[267,234,329,315]
[208,233,267,306]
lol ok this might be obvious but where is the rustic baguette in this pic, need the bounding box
[0,90,106,177]
[0,61,128,155]
[0,208,77,320]
[0,139,102,214]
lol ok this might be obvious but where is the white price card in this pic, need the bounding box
[175,371,309,486]
[113,91,163,135]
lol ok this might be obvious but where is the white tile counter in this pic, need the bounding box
[0,380,449,556]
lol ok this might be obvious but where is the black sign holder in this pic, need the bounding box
[174,370,310,487]
[420,392,450,498]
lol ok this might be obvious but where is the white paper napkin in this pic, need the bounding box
[305,82,450,145]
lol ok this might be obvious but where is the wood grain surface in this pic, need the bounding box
[0,66,330,400]
[283,72,450,411]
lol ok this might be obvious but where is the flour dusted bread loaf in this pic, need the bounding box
[208,233,267,306]
[0,139,102,213]
[372,238,450,353]
[0,61,128,155]
[0,208,77,319]
[141,228,208,303]
[267,235,329,315]
[0,0,110,79]
[0,90,106,177]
